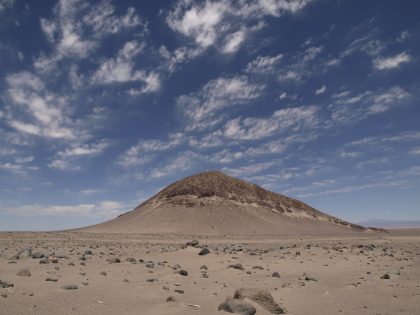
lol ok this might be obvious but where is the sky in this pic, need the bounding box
[0,0,419,231]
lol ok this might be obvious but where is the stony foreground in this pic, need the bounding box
[0,231,419,315]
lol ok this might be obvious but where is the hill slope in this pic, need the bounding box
[78,171,366,236]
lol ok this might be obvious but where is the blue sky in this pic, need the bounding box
[0,0,419,231]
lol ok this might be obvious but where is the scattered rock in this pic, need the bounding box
[234,288,285,314]
[179,270,188,276]
[166,295,177,302]
[304,275,317,282]
[39,257,49,264]
[0,280,14,288]
[109,258,121,264]
[175,289,184,294]
[17,269,31,277]
[380,273,390,280]
[272,272,281,278]
[199,248,210,255]
[61,284,78,290]
[46,277,58,282]
[146,278,157,282]
[187,240,199,247]
[31,252,44,259]
[218,296,256,315]
[228,263,244,270]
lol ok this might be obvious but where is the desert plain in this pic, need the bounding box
[1,229,419,315]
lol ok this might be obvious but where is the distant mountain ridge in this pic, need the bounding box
[77,170,368,236]
[358,219,420,229]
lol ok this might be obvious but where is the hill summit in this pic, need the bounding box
[78,170,365,235]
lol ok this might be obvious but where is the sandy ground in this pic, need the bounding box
[1,230,419,315]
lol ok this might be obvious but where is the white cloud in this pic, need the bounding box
[211,149,243,164]
[117,145,150,168]
[118,133,186,168]
[167,0,228,48]
[373,52,411,70]
[127,72,161,95]
[39,0,143,60]
[341,34,386,59]
[49,140,110,171]
[158,45,203,73]
[278,70,301,81]
[278,91,297,100]
[0,154,37,174]
[91,41,160,94]
[222,30,246,53]
[7,200,127,218]
[149,151,202,178]
[245,140,287,156]
[92,41,144,83]
[315,85,326,95]
[0,148,17,156]
[245,54,283,74]
[396,30,410,42]
[368,86,410,113]
[5,72,75,139]
[302,46,323,62]
[177,75,264,131]
[410,147,420,155]
[82,3,142,35]
[277,46,323,83]
[337,149,361,158]
[0,0,14,15]
[57,140,109,157]
[188,131,226,148]
[223,161,275,177]
[80,188,105,194]
[48,159,81,171]
[223,106,319,140]
[329,86,410,124]
[345,131,420,148]
[141,133,186,152]
[166,0,310,55]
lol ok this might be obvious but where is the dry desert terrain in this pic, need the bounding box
[1,230,419,315]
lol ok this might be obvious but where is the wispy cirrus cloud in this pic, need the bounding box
[38,0,143,63]
[245,54,283,74]
[177,75,265,131]
[90,40,160,94]
[117,133,187,168]
[373,52,411,70]
[5,71,75,139]
[0,0,13,15]
[166,0,311,55]
[49,140,110,171]
[329,86,410,124]
[223,106,318,140]
[7,200,128,218]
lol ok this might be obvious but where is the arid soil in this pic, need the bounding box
[1,230,419,315]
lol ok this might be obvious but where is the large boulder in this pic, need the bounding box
[218,297,256,315]
[234,288,285,314]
